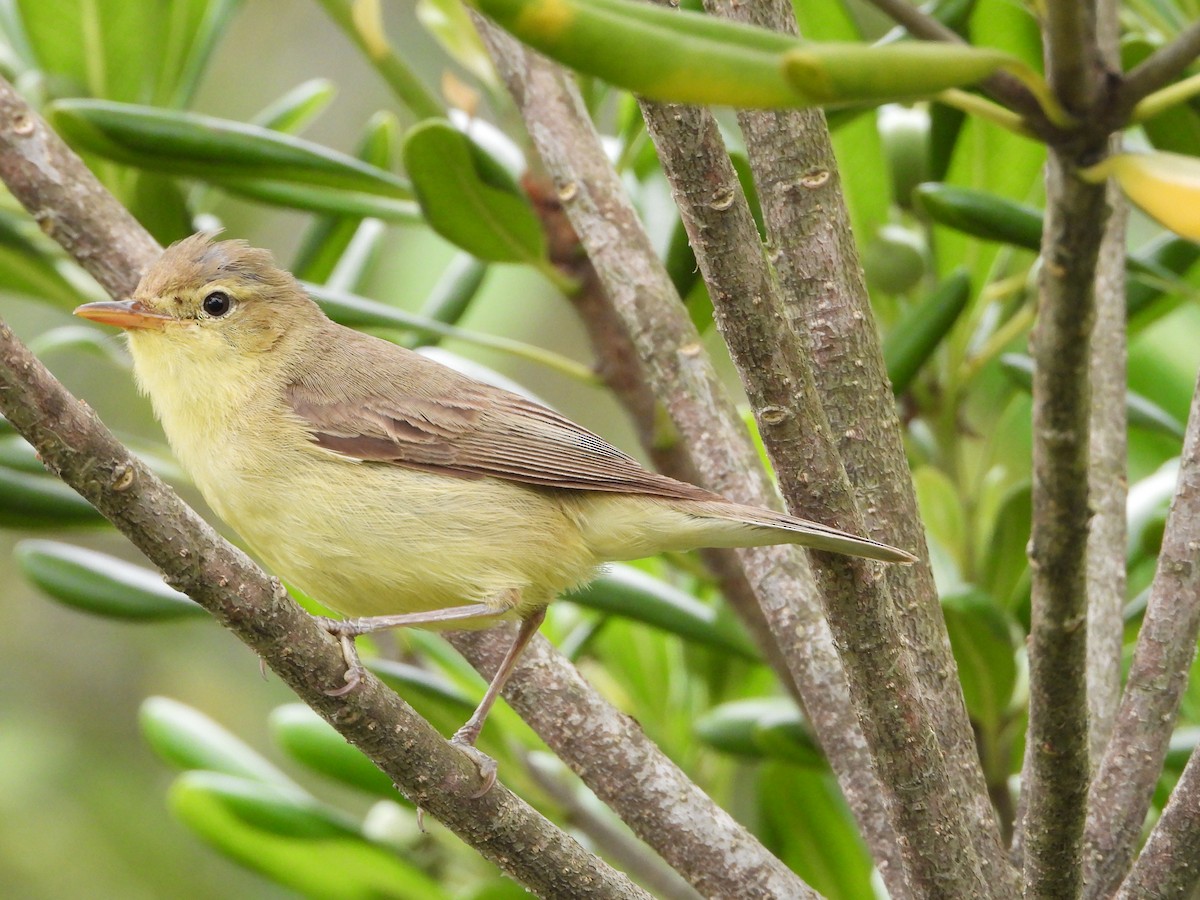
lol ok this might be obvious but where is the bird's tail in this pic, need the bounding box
[677,499,917,564]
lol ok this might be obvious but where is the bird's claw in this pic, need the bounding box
[450,734,498,798]
[317,618,367,696]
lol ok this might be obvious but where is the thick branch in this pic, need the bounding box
[1115,746,1200,900]
[1084,364,1200,897]
[474,14,916,895]
[1117,21,1200,115]
[1022,152,1108,899]
[0,320,646,899]
[639,97,987,898]
[0,74,801,900]
[707,0,1017,890]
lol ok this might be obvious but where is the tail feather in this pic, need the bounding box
[685,500,918,564]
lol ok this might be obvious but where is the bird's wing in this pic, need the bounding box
[286,366,715,501]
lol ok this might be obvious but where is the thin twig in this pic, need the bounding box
[1086,0,1128,767]
[1042,0,1103,112]
[1085,365,1200,898]
[1118,20,1200,117]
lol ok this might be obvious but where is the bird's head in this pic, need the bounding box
[75,232,322,363]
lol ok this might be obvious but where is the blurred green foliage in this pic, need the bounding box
[2,0,1200,897]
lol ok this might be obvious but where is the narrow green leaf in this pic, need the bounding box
[252,78,336,134]
[293,111,403,282]
[1127,234,1200,329]
[469,0,802,107]
[403,119,546,263]
[16,540,204,620]
[0,211,89,307]
[566,564,761,660]
[978,482,1031,609]
[367,659,476,714]
[885,268,971,393]
[0,465,102,527]
[415,0,497,86]
[1001,353,1185,439]
[170,772,443,899]
[415,253,490,330]
[782,43,1015,108]
[941,588,1018,735]
[914,182,1042,250]
[140,697,299,787]
[758,763,874,900]
[218,178,420,222]
[312,0,444,120]
[269,704,401,798]
[48,100,412,198]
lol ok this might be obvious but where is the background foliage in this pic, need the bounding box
[1,0,1198,897]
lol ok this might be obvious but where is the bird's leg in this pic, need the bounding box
[450,608,547,797]
[317,602,503,697]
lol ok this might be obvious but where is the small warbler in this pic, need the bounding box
[76,234,913,789]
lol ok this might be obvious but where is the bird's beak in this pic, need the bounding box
[74,299,172,330]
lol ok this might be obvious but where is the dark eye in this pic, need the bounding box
[202,291,233,317]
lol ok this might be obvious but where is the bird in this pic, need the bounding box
[76,233,914,791]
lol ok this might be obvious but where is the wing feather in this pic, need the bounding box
[286,340,715,502]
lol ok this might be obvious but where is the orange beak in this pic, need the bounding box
[74,299,172,330]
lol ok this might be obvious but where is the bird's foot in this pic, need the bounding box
[450,728,498,798]
[316,617,369,696]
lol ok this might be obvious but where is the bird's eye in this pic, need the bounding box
[202,291,233,317]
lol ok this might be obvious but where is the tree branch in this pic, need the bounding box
[1043,0,1103,112]
[0,319,647,899]
[1114,746,1200,900]
[1022,152,1107,899]
[1117,20,1200,116]
[528,176,805,700]
[1085,0,1128,767]
[1084,364,1200,898]
[0,74,808,900]
[473,13,920,895]
[449,627,817,899]
[638,95,990,898]
[705,0,1017,890]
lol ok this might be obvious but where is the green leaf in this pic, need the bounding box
[403,119,546,264]
[252,78,337,133]
[293,111,403,282]
[415,253,490,331]
[566,563,761,660]
[269,704,401,799]
[979,482,1031,609]
[470,0,1021,109]
[913,464,966,571]
[694,697,823,765]
[368,659,476,714]
[169,772,444,898]
[1127,234,1200,331]
[16,540,205,621]
[415,0,497,86]
[47,100,413,198]
[885,269,971,393]
[941,588,1018,735]
[219,177,420,223]
[0,465,102,528]
[914,182,1042,250]
[757,763,873,900]
[140,697,299,787]
[0,211,89,307]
